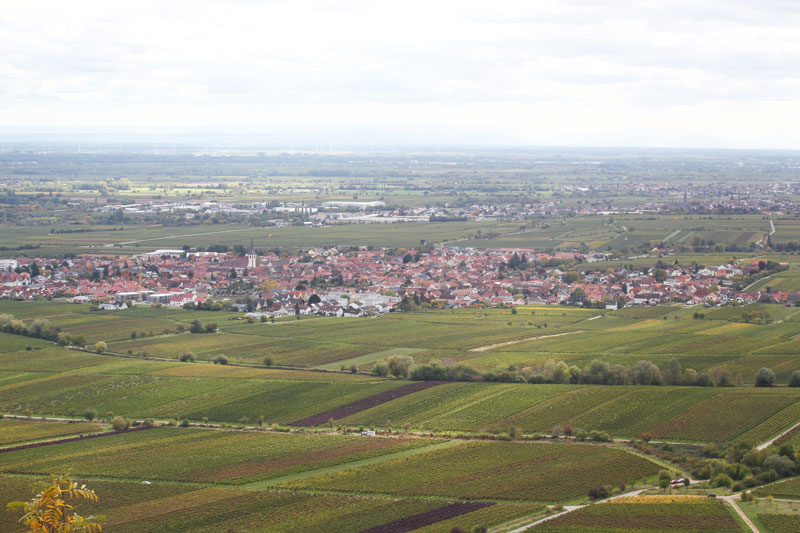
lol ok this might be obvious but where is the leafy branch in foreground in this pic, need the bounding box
[6,471,104,532]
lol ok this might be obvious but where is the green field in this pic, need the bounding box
[462,214,772,252]
[3,212,798,257]
[0,474,540,533]
[6,301,800,384]
[531,496,744,532]
[754,477,800,500]
[0,427,656,532]
[338,382,800,442]
[0,425,660,505]
[748,268,800,292]
[0,419,104,446]
[282,440,660,502]
[0,219,520,257]
[739,499,800,533]
[0,428,439,486]
[2,330,800,443]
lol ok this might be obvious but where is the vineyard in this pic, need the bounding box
[281,441,661,502]
[0,474,528,533]
[0,427,647,532]
[3,340,800,443]
[531,496,743,532]
[0,428,441,485]
[335,383,800,443]
[754,478,800,499]
[3,300,800,384]
[3,302,800,530]
[757,513,800,533]
[0,419,103,446]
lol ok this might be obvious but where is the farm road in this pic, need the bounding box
[757,420,800,450]
[109,227,259,246]
[506,488,649,532]
[721,495,759,533]
[469,330,583,352]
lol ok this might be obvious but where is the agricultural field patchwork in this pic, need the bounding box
[0,428,441,486]
[0,474,528,533]
[0,429,625,532]
[5,301,800,384]
[531,495,744,532]
[3,339,800,444]
[282,440,661,502]
[0,420,104,446]
[339,383,800,443]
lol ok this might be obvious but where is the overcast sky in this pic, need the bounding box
[3,0,800,148]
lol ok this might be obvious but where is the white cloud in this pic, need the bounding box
[1,0,800,148]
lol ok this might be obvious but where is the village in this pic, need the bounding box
[0,242,794,318]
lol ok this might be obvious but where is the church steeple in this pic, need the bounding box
[247,239,257,269]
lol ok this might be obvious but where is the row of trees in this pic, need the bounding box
[0,314,88,347]
[399,356,799,388]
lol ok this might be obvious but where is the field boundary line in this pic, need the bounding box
[505,505,585,532]
[239,439,465,490]
[112,227,260,246]
[662,229,681,242]
[289,381,447,427]
[504,487,654,532]
[0,425,158,454]
[469,330,583,352]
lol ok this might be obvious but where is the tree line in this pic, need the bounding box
[385,355,800,388]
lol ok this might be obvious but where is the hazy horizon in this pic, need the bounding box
[4,1,800,150]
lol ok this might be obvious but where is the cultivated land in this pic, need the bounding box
[3,151,800,531]
[4,300,800,383]
[531,495,745,532]
[0,425,658,532]
[2,335,800,442]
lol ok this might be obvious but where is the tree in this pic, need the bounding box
[6,472,103,532]
[179,351,195,362]
[260,279,278,293]
[789,370,800,388]
[263,356,273,367]
[387,355,414,378]
[212,355,229,365]
[83,409,97,422]
[93,341,107,354]
[588,486,610,500]
[712,473,733,488]
[372,360,389,377]
[111,416,130,431]
[631,360,662,385]
[755,367,777,387]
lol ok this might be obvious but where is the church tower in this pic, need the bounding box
[247,239,257,269]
